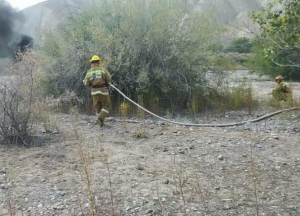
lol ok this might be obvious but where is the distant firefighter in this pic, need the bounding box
[272,75,292,102]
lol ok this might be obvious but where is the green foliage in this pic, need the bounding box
[245,44,280,77]
[226,37,253,53]
[250,0,300,80]
[38,0,228,113]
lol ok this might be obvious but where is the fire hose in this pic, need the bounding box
[109,84,300,127]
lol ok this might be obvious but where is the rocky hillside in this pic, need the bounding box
[20,0,91,37]
[21,0,266,39]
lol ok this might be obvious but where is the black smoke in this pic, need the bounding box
[0,1,33,58]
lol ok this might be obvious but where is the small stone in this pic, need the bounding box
[215,187,221,191]
[189,145,195,150]
[38,204,43,209]
[85,203,90,208]
[223,205,231,210]
[1,184,7,189]
[146,209,154,214]
[218,155,224,161]
[78,212,84,216]
[163,147,168,152]
[164,180,170,184]
[0,168,6,174]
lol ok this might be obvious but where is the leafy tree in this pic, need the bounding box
[38,0,228,112]
[250,0,300,80]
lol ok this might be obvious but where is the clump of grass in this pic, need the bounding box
[190,81,255,115]
[228,84,253,114]
[120,102,130,133]
[75,128,98,216]
[134,131,148,139]
[137,95,145,119]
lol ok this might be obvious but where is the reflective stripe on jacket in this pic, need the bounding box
[83,64,111,96]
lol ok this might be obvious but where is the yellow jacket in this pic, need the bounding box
[83,63,111,96]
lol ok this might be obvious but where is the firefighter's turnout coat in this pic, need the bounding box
[83,63,111,121]
[272,82,292,102]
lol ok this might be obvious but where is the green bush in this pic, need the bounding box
[226,37,253,53]
[38,0,229,113]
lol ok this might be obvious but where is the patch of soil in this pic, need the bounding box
[0,108,299,216]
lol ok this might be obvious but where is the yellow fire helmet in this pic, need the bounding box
[89,55,102,63]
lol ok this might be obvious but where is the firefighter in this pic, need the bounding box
[83,55,111,127]
[272,75,292,102]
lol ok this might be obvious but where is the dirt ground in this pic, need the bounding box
[0,71,300,216]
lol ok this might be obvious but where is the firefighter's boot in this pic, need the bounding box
[100,119,104,127]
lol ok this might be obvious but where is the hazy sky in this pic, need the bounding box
[7,0,47,10]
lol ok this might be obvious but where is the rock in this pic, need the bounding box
[215,187,221,191]
[223,205,231,210]
[78,212,84,216]
[38,203,43,209]
[146,209,154,214]
[163,147,168,152]
[1,184,7,189]
[218,155,224,161]
[189,145,195,150]
[164,180,170,184]
[0,168,6,174]
[85,203,90,208]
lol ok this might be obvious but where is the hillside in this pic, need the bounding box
[21,0,266,39]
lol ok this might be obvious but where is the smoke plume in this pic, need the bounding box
[0,0,33,58]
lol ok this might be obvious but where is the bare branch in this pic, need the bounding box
[272,60,300,68]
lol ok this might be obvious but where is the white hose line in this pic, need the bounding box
[110,84,300,127]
